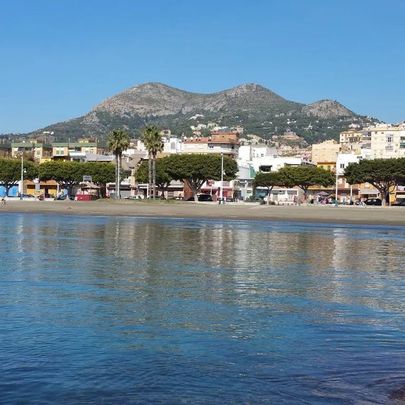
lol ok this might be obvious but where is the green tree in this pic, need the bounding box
[278,165,335,201]
[0,158,38,196]
[141,125,164,199]
[84,162,115,197]
[165,154,238,201]
[136,157,173,198]
[345,158,405,206]
[39,160,84,197]
[107,129,130,199]
[253,172,284,204]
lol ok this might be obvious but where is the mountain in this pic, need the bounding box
[26,82,378,144]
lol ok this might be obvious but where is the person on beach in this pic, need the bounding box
[1,197,6,206]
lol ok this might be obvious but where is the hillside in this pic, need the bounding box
[26,82,378,143]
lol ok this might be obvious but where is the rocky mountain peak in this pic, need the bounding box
[27,82,375,144]
[302,99,354,119]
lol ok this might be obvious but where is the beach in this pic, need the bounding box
[1,199,405,226]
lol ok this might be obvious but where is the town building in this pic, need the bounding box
[52,139,105,161]
[11,141,53,162]
[368,123,405,159]
[311,140,340,164]
[182,132,239,157]
[339,129,363,154]
[235,144,311,201]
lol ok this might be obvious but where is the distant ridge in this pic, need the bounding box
[26,82,378,143]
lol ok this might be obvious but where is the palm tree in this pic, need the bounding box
[107,129,130,199]
[142,125,163,199]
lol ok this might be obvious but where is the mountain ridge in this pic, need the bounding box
[25,82,378,144]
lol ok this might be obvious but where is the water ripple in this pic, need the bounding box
[0,213,404,403]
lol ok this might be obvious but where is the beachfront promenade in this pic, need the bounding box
[1,200,405,226]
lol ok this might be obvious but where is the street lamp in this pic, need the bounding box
[220,152,224,204]
[20,152,24,200]
[335,153,339,207]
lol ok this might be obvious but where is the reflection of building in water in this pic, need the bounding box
[6,215,405,331]
[330,227,404,312]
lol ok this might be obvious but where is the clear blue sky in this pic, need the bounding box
[1,0,404,133]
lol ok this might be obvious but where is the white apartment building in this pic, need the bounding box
[237,145,277,162]
[339,123,405,160]
[368,123,405,159]
[236,145,310,201]
[336,153,359,176]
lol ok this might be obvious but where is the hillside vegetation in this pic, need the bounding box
[27,82,378,143]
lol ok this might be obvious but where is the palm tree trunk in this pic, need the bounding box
[117,154,121,199]
[114,154,118,198]
[152,157,156,200]
[148,156,152,199]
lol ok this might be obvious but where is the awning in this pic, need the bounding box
[359,189,378,195]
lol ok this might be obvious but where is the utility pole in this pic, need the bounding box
[335,153,339,207]
[220,152,224,204]
[20,153,24,200]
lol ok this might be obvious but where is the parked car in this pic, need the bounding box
[186,194,213,202]
[21,194,36,200]
[124,195,143,200]
[364,198,382,206]
[392,199,405,206]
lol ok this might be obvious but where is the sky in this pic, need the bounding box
[1,0,405,133]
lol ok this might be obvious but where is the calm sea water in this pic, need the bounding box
[0,213,404,404]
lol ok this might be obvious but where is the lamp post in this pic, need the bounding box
[20,153,24,200]
[335,154,339,207]
[220,152,224,204]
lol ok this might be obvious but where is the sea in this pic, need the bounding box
[0,213,404,403]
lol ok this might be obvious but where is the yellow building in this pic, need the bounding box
[311,140,340,164]
[25,180,58,198]
[11,141,52,162]
[52,139,104,160]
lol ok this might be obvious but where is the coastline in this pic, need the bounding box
[1,200,405,226]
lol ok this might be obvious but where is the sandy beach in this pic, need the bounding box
[1,199,404,226]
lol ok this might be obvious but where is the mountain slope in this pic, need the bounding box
[28,82,377,143]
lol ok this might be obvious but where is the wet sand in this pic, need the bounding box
[1,200,405,226]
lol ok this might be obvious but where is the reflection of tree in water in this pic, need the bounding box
[96,220,403,312]
[7,215,404,331]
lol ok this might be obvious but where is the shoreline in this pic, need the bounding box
[1,200,405,226]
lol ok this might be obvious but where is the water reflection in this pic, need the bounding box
[0,213,404,403]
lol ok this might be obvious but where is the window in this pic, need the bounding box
[340,163,345,169]
[386,134,393,143]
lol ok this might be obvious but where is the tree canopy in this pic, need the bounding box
[84,162,115,186]
[253,171,286,204]
[136,157,173,197]
[39,161,115,196]
[345,158,405,205]
[39,161,83,196]
[164,154,238,199]
[107,129,130,157]
[0,158,38,196]
[141,125,163,159]
[253,172,285,189]
[277,165,335,200]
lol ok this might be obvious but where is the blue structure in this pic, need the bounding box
[0,185,18,197]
